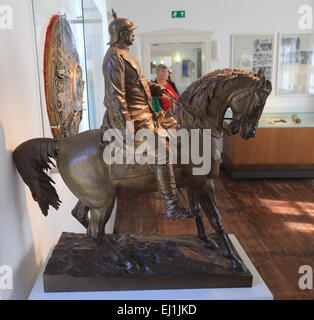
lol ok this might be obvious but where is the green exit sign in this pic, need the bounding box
[171,11,186,18]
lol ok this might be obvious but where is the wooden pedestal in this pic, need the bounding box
[43,232,252,292]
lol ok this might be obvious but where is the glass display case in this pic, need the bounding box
[225,109,314,128]
[231,34,274,81]
[256,112,314,128]
[32,0,105,137]
[222,110,314,178]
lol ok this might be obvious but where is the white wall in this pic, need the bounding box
[106,0,314,113]
[0,0,112,300]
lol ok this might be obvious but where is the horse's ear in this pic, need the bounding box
[112,9,118,20]
[257,67,266,88]
[257,67,265,80]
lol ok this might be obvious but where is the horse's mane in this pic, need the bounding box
[178,68,260,117]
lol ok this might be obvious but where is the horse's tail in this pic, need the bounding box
[13,138,61,216]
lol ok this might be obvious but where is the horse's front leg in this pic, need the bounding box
[87,194,140,275]
[198,180,246,271]
[186,188,217,250]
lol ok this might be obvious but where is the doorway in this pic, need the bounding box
[150,42,203,93]
[140,30,212,93]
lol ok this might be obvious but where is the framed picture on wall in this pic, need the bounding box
[182,59,192,77]
[231,34,274,81]
[277,33,314,95]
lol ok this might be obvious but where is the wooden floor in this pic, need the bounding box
[114,170,314,300]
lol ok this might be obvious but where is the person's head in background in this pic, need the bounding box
[155,64,168,85]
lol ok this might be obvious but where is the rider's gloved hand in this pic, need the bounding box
[161,87,167,94]
[152,84,166,98]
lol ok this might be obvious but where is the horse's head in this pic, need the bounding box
[177,68,272,138]
[227,68,272,140]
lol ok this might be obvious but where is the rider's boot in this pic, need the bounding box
[155,163,192,220]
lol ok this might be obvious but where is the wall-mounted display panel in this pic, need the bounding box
[277,33,314,96]
[231,34,274,81]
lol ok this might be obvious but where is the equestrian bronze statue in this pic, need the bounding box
[102,10,190,221]
[13,10,272,274]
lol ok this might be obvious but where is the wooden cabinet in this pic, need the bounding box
[222,113,314,178]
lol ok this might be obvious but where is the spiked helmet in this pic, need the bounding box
[107,9,137,45]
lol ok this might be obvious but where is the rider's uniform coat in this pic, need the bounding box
[102,43,177,132]
[101,42,220,177]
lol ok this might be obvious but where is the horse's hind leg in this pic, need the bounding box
[198,180,246,271]
[72,200,89,228]
[87,193,140,274]
[186,188,216,250]
[87,192,116,243]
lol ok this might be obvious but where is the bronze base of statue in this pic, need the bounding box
[43,232,252,292]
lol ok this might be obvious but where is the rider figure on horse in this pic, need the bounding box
[101,10,191,220]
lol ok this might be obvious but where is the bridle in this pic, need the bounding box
[218,87,261,138]
[162,87,259,139]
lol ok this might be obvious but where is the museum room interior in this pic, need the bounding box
[0,0,314,301]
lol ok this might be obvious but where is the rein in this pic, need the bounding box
[162,87,258,139]
[163,89,232,138]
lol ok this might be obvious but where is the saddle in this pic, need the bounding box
[100,109,221,180]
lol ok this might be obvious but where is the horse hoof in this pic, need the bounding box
[87,226,98,242]
[204,239,218,250]
[117,260,141,276]
[126,261,141,274]
[231,257,247,272]
[231,259,242,271]
[96,236,104,245]
[218,241,233,259]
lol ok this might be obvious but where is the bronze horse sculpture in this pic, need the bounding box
[13,68,272,273]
